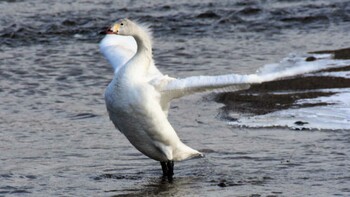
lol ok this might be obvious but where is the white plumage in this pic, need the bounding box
[99,19,349,180]
[101,19,203,170]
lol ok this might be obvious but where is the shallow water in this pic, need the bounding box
[1,0,350,196]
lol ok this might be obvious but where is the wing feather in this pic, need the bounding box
[99,35,137,73]
[99,36,350,103]
[158,54,350,100]
[100,34,163,78]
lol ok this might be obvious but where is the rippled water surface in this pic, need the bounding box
[1,0,350,196]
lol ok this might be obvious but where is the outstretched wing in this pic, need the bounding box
[100,35,163,78]
[99,36,350,102]
[158,74,254,100]
[99,35,137,73]
[158,54,350,100]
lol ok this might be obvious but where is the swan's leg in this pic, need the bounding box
[160,160,174,182]
[167,160,174,182]
[160,161,168,177]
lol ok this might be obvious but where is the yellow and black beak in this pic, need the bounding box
[109,23,121,34]
[100,24,120,35]
[105,27,114,34]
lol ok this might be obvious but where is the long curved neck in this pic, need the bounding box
[125,25,153,76]
[134,31,152,55]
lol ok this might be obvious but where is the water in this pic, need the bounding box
[1,0,350,196]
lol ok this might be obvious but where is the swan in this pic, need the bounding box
[99,18,345,181]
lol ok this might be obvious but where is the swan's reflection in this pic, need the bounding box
[110,176,201,197]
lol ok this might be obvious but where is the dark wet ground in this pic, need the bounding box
[1,0,350,196]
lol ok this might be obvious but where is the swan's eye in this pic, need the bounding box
[120,23,124,26]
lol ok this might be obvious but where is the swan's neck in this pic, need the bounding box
[125,26,153,76]
[134,32,152,56]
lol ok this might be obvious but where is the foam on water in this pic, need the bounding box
[229,101,350,130]
[257,53,350,77]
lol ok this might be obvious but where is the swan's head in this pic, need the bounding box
[106,19,135,36]
[106,19,152,39]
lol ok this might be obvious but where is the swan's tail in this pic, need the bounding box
[173,142,204,161]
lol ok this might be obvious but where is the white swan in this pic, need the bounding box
[100,18,347,181]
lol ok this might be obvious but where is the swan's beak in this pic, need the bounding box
[100,24,120,35]
[105,27,115,34]
[108,24,121,34]
[99,26,113,35]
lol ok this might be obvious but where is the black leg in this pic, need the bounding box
[160,160,174,182]
[160,161,168,177]
[167,160,174,182]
